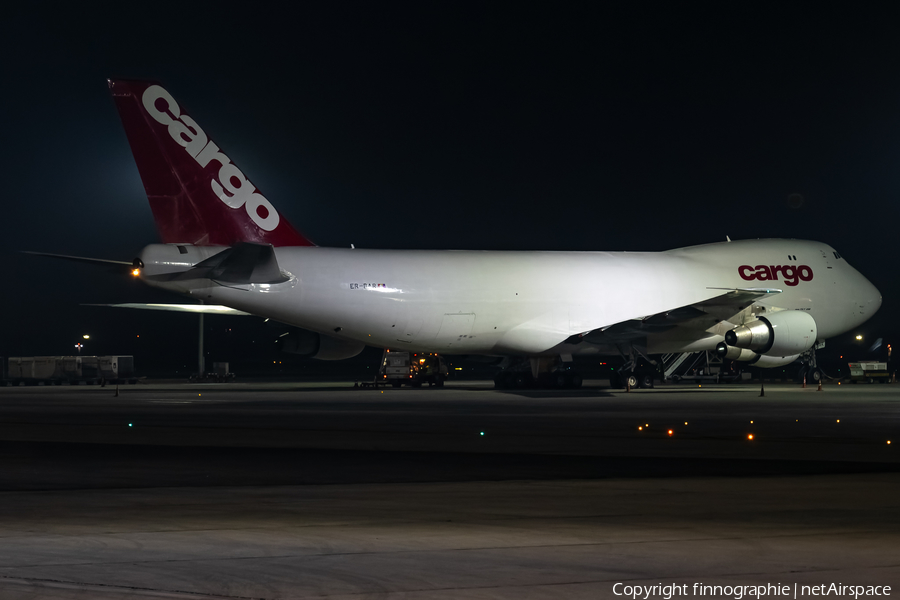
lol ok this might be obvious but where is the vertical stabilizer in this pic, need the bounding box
[108,79,313,247]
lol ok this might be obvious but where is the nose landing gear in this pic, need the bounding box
[798,345,825,384]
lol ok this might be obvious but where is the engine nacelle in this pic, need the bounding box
[281,329,366,360]
[724,311,817,356]
[715,342,758,362]
[748,353,801,368]
[715,342,800,368]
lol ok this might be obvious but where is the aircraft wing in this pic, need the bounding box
[85,303,253,315]
[580,287,781,345]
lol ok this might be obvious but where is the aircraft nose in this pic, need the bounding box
[868,280,882,314]
[859,275,881,316]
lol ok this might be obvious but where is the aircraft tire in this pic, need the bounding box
[807,368,822,383]
[567,372,583,389]
[624,373,639,389]
[639,373,654,389]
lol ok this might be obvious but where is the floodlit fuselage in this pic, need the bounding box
[138,238,881,357]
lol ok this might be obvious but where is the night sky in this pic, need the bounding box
[1,4,897,375]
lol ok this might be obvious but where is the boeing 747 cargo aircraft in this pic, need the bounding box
[63,80,881,388]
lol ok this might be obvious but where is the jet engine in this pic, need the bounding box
[715,342,800,368]
[715,343,757,362]
[724,311,817,356]
[281,329,366,360]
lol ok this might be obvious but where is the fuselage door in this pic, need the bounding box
[434,313,476,349]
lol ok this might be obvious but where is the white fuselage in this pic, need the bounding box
[138,238,881,357]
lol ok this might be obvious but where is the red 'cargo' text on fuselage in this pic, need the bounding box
[738,265,813,286]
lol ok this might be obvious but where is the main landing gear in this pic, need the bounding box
[609,369,655,389]
[493,357,583,390]
[607,354,658,389]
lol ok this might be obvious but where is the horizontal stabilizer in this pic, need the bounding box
[149,243,289,285]
[85,303,252,315]
[21,251,133,267]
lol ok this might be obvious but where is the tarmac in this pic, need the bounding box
[0,380,897,598]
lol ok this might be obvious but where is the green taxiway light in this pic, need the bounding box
[128,423,133,427]
[480,432,484,436]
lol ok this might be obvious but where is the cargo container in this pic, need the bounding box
[7,356,66,384]
[98,356,135,380]
[5,356,137,385]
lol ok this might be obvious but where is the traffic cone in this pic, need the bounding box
[114,384,119,398]
[626,377,631,392]
[817,380,823,392]
[802,375,807,388]
[759,381,765,397]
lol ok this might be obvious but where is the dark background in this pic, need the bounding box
[0,3,896,377]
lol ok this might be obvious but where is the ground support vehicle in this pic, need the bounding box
[848,362,890,384]
[189,362,235,383]
[379,350,448,387]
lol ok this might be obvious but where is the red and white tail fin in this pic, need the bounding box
[108,79,314,247]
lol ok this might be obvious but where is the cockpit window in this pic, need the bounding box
[833,251,842,259]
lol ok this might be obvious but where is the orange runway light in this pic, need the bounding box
[747,434,754,440]
[667,429,673,436]
[131,268,140,276]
